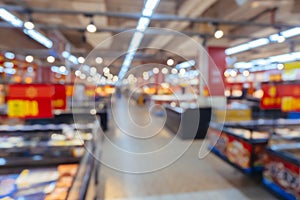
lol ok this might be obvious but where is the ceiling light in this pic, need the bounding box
[103,67,110,73]
[62,51,70,58]
[277,63,284,70]
[24,21,34,30]
[86,23,97,33]
[75,70,81,76]
[167,58,174,66]
[162,67,168,74]
[243,70,250,77]
[277,34,286,43]
[47,56,55,63]
[4,62,13,68]
[24,12,35,30]
[225,43,250,55]
[179,68,186,75]
[78,56,85,64]
[4,52,15,59]
[153,67,159,74]
[25,55,34,63]
[0,8,23,27]
[95,57,103,64]
[86,16,97,33]
[143,74,149,80]
[68,54,79,64]
[137,17,150,32]
[225,38,269,55]
[145,0,160,10]
[90,67,97,75]
[230,70,237,77]
[118,0,160,80]
[79,73,86,79]
[113,76,119,82]
[59,66,66,73]
[0,9,52,48]
[4,68,16,75]
[171,68,178,74]
[224,70,230,77]
[248,38,269,48]
[176,60,195,69]
[213,23,224,39]
[270,32,286,43]
[51,66,68,75]
[214,30,224,39]
[281,27,300,38]
[142,8,153,17]
[23,29,53,48]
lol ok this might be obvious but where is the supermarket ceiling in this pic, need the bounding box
[0,0,300,74]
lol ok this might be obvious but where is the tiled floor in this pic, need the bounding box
[96,97,277,200]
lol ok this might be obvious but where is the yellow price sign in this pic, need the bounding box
[8,100,39,118]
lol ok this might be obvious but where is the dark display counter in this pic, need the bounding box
[165,105,211,139]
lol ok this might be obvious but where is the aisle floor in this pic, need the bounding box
[96,97,277,200]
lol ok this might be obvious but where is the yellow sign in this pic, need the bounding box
[282,97,300,112]
[8,100,39,117]
[284,62,300,70]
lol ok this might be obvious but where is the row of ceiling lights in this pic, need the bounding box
[225,63,285,78]
[226,27,300,56]
[22,12,98,34]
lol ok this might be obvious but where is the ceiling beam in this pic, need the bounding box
[0,22,260,40]
[0,4,298,28]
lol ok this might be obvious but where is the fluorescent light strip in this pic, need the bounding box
[176,60,196,69]
[23,29,53,48]
[248,38,269,48]
[137,17,150,32]
[225,38,269,55]
[234,51,300,70]
[0,8,23,27]
[226,26,300,56]
[0,9,53,48]
[118,0,160,79]
[51,66,68,75]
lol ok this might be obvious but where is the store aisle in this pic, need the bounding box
[96,97,276,200]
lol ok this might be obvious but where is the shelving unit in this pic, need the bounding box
[0,118,103,200]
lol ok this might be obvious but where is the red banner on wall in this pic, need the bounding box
[207,47,226,96]
[7,84,54,118]
[261,83,300,111]
[53,84,67,110]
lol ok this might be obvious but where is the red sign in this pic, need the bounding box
[53,84,66,110]
[7,84,54,119]
[207,47,226,96]
[261,84,281,109]
[261,84,300,111]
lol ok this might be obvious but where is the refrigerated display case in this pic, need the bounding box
[0,117,103,200]
[263,126,300,200]
[208,122,269,174]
